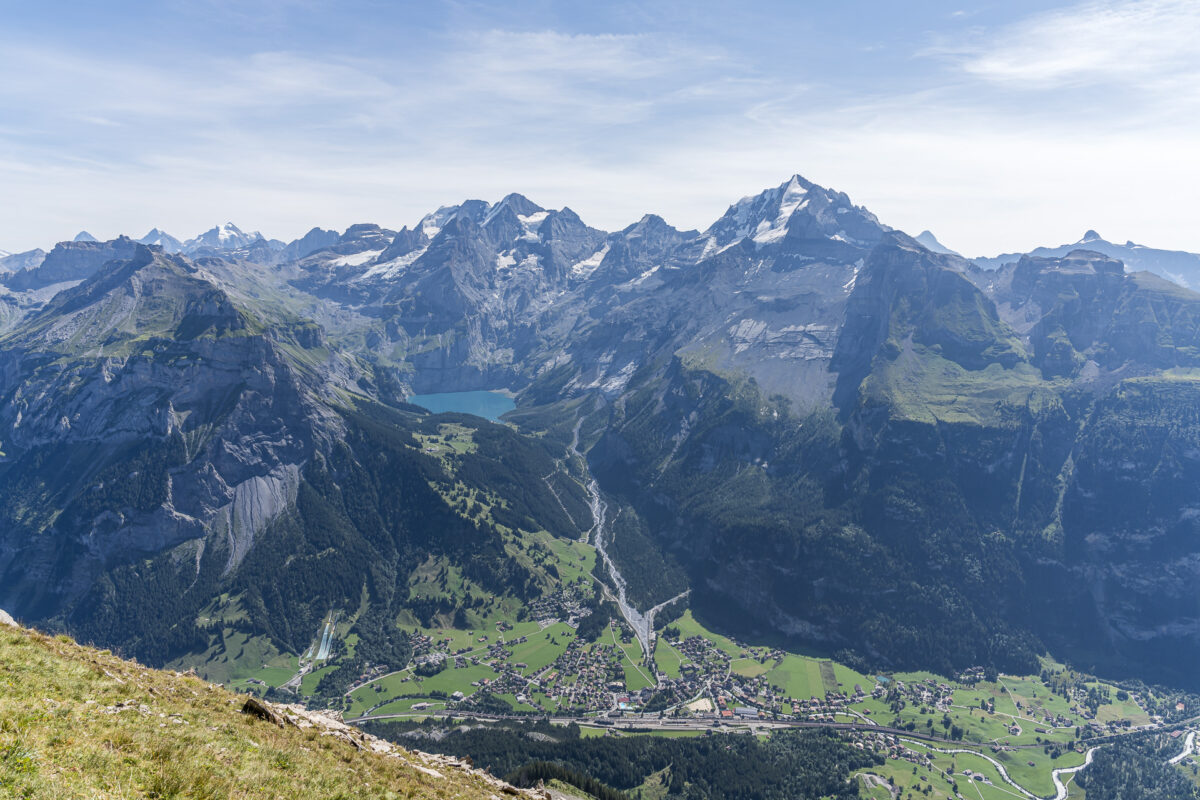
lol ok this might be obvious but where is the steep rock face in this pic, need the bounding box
[581,225,1200,686]
[278,227,339,262]
[3,236,144,291]
[13,176,1200,688]
[0,248,47,274]
[833,234,1025,416]
[0,247,339,625]
[585,214,697,284]
[1048,378,1200,673]
[984,250,1200,377]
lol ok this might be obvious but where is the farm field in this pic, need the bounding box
[205,533,1196,800]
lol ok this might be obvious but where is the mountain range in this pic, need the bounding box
[4,173,1200,691]
[972,229,1200,289]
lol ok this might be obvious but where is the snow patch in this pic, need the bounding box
[751,176,808,246]
[843,259,864,292]
[570,244,610,278]
[329,249,383,268]
[518,211,550,241]
[630,265,661,285]
[601,362,637,394]
[418,206,461,240]
[359,247,427,281]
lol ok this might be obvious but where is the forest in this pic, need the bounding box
[363,719,881,800]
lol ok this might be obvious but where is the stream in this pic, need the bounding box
[569,420,683,660]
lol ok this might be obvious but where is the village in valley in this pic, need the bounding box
[216,470,1200,800]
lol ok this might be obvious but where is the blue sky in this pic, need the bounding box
[2,0,1198,255]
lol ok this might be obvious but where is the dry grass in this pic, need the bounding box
[0,626,519,799]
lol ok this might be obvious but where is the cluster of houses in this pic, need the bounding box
[527,587,592,629]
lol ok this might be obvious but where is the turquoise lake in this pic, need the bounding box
[407,390,516,421]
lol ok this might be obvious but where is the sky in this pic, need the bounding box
[2,0,1199,256]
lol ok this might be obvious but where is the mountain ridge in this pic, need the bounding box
[5,173,1200,691]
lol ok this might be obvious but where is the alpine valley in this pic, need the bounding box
[5,175,1200,799]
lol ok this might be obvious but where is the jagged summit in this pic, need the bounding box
[73,230,98,243]
[2,235,143,292]
[700,174,889,258]
[138,227,183,253]
[184,222,264,253]
[486,192,545,221]
[280,226,340,261]
[11,245,249,358]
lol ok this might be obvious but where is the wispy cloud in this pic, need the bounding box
[0,28,766,247]
[3,3,1200,257]
[958,0,1200,89]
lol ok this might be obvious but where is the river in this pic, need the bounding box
[569,421,686,660]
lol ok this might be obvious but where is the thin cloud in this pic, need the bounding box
[960,0,1200,88]
[3,6,1200,257]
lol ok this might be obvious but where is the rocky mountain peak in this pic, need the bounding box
[703,174,814,248]
[1043,249,1125,276]
[279,227,340,261]
[489,192,544,219]
[700,174,889,259]
[623,213,685,239]
[337,223,395,251]
[73,231,98,243]
[138,228,183,253]
[2,235,144,292]
[184,222,264,254]
[915,230,961,256]
[450,199,491,225]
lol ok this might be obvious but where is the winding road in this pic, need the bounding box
[1050,747,1096,800]
[902,738,1098,800]
[1168,730,1196,765]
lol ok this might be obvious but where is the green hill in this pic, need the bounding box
[0,614,541,799]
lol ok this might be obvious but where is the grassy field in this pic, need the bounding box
[412,422,477,462]
[762,654,826,699]
[730,657,772,679]
[531,530,598,586]
[175,629,298,688]
[300,664,336,695]
[347,662,498,717]
[653,637,687,679]
[0,624,533,799]
[370,697,448,716]
[608,627,654,692]
[509,622,575,675]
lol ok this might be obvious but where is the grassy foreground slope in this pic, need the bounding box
[0,618,540,799]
